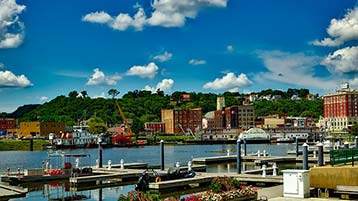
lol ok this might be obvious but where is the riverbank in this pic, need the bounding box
[0,139,47,151]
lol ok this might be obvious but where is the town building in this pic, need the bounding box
[161,108,202,134]
[216,96,225,110]
[237,105,255,129]
[0,118,15,129]
[17,121,65,138]
[213,105,255,130]
[144,122,165,134]
[323,83,358,132]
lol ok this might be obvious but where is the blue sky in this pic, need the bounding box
[1,0,358,112]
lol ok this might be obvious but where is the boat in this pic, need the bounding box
[47,125,98,149]
[239,128,271,143]
[2,152,93,184]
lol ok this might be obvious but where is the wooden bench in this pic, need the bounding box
[335,185,358,199]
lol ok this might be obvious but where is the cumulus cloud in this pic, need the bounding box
[0,70,32,88]
[86,68,121,86]
[189,59,206,65]
[144,78,174,93]
[126,62,159,79]
[0,0,26,48]
[312,7,358,46]
[82,0,228,31]
[255,50,338,90]
[39,96,48,101]
[227,45,234,52]
[321,46,358,74]
[203,72,252,91]
[153,51,172,62]
[0,63,4,68]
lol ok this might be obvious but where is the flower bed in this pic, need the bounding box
[118,176,257,201]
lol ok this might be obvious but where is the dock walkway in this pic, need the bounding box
[0,183,27,200]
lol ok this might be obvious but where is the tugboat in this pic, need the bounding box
[46,125,98,149]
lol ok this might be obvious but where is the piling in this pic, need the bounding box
[98,144,103,168]
[243,139,247,156]
[302,143,309,170]
[237,139,241,174]
[160,140,164,170]
[317,143,324,166]
[355,136,358,148]
[295,137,299,157]
[29,138,33,151]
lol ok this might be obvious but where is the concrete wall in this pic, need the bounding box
[310,166,358,189]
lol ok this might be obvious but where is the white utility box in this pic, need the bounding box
[282,169,310,198]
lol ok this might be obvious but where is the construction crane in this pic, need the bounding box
[112,99,133,144]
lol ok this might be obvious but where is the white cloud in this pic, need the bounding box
[82,0,228,31]
[0,70,32,88]
[92,92,105,99]
[0,0,26,48]
[227,45,234,52]
[312,7,358,46]
[126,62,159,79]
[153,51,172,62]
[0,63,4,68]
[144,79,174,93]
[255,50,338,90]
[86,68,121,86]
[82,11,112,24]
[189,59,206,65]
[39,96,48,101]
[321,46,358,74]
[203,72,252,90]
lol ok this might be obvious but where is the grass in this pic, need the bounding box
[0,139,48,151]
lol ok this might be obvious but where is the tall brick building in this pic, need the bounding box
[214,105,255,130]
[323,83,358,131]
[0,118,15,129]
[161,108,202,134]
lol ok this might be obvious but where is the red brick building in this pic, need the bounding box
[144,122,165,133]
[161,108,202,134]
[323,84,358,131]
[214,105,255,130]
[0,118,15,129]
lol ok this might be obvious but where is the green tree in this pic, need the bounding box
[68,91,79,98]
[80,91,88,98]
[350,124,358,136]
[88,117,108,134]
[108,89,120,98]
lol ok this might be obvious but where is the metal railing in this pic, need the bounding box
[330,148,358,166]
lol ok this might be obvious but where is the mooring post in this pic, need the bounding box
[295,137,299,157]
[303,143,309,170]
[355,136,358,148]
[272,163,277,176]
[262,164,266,177]
[160,140,165,170]
[120,159,124,169]
[243,139,247,156]
[29,138,33,151]
[237,139,241,174]
[317,142,324,166]
[98,139,103,168]
[344,141,349,149]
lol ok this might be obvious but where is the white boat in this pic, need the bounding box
[239,128,271,143]
[49,126,98,148]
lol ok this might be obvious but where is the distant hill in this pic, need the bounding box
[9,104,41,118]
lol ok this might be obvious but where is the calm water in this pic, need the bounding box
[0,143,295,201]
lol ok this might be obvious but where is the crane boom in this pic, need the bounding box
[114,99,133,136]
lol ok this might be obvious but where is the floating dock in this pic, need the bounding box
[0,183,27,200]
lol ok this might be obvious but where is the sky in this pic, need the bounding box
[1,0,358,113]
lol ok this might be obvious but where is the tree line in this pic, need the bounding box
[8,88,322,134]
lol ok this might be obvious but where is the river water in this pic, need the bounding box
[0,143,295,200]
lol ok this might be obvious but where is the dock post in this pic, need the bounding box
[317,143,324,166]
[262,164,266,177]
[355,136,358,148]
[160,140,164,171]
[98,139,103,168]
[188,161,192,171]
[243,139,247,156]
[237,139,241,174]
[302,143,309,170]
[263,150,267,157]
[257,150,261,157]
[295,137,299,157]
[319,134,322,143]
[272,163,277,176]
[120,159,124,169]
[108,160,112,170]
[344,141,349,149]
[29,138,33,151]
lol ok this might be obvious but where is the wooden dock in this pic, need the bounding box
[69,171,142,185]
[0,183,27,200]
[192,155,330,165]
[149,175,213,191]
